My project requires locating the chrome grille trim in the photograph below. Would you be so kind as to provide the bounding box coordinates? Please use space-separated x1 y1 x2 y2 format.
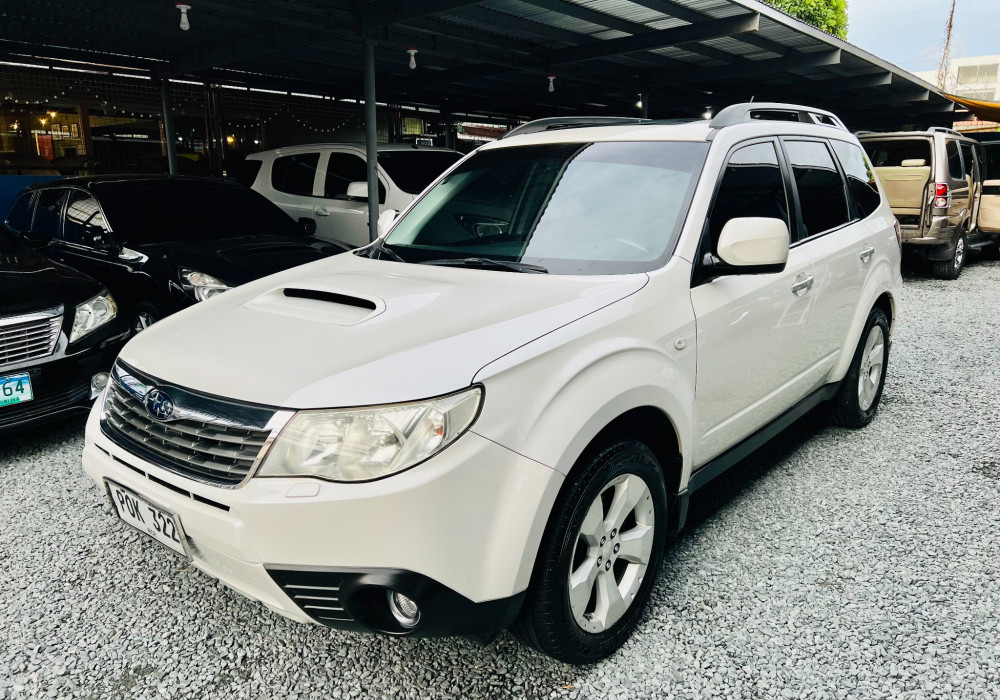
100 361 291 488
0 307 62 367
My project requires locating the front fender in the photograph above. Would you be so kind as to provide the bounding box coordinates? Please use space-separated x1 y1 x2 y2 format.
472 271 696 488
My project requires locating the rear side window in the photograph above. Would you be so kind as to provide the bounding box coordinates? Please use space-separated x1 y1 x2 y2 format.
236 159 263 188
862 139 932 168
271 153 319 196
5 192 34 233
946 140 963 179
32 189 66 238
708 141 789 252
785 140 850 237
831 141 882 219
959 142 976 179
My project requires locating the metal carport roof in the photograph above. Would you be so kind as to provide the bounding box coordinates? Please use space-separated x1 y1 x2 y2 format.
1 0 958 129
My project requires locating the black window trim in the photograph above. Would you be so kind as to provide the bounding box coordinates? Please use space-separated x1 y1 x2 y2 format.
691 135 794 287
778 136 855 247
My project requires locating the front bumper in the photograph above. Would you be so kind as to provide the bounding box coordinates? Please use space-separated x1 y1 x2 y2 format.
0 332 126 433
82 401 562 638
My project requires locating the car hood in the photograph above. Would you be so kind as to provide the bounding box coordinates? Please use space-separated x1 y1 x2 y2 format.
0 233 103 316
118 253 647 408
134 235 344 286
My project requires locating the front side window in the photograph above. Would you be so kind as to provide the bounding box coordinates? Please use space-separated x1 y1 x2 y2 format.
831 140 882 220
31 189 66 239
946 140 964 179
785 140 850 237
64 191 109 244
325 153 385 203
271 153 319 196
383 141 708 275
707 141 789 252
5 192 34 233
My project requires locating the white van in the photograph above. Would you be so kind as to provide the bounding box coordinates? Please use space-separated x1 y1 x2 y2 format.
238 143 462 248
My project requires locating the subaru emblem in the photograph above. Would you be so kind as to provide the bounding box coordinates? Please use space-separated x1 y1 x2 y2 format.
144 388 175 421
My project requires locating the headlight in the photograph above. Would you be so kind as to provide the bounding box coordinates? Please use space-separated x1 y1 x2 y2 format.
258 387 483 482
70 291 118 343
179 268 230 301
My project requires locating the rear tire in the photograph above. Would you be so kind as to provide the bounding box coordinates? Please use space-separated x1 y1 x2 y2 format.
932 231 966 280
511 440 668 664
830 307 890 428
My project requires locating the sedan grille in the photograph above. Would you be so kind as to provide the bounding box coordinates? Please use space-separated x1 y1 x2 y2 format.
101 363 278 487
0 309 61 367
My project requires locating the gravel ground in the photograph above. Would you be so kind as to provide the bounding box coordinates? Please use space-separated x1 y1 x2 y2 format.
2 256 1000 700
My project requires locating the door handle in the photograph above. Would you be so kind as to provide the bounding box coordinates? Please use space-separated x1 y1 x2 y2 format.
791 276 814 296
859 247 875 263
313 207 330 216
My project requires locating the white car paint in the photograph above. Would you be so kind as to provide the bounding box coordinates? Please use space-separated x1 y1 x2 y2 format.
83 112 902 631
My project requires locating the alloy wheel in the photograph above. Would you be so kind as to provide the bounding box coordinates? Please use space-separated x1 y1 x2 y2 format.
954 237 965 270
568 473 655 633
857 325 885 411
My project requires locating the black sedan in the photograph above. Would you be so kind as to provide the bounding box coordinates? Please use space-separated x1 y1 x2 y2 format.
0 230 128 433
4 176 350 334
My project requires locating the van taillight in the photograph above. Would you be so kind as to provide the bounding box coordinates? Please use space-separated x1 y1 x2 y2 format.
934 183 949 208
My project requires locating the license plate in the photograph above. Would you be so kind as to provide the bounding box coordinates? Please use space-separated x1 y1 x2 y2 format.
0 372 33 408
105 480 189 558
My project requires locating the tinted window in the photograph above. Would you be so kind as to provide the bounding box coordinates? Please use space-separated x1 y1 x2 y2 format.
785 140 850 237
5 192 34 233
325 153 385 203
98 184 297 245
862 139 932 167
31 189 65 238
236 159 263 188
946 140 963 179
378 151 463 194
271 153 319 196
959 142 976 179
384 141 708 275
983 144 1000 181
831 140 882 219
64 190 109 245
708 141 789 251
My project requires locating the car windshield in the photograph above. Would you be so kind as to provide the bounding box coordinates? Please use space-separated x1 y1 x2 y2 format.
377 150 464 194
98 183 298 245
382 141 708 275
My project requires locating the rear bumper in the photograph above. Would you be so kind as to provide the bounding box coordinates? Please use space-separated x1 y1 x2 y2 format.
901 215 957 259
0 331 126 433
82 400 562 638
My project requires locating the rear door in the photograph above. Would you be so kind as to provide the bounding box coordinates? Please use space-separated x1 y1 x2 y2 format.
979 143 1000 234
265 151 322 227
959 141 982 235
945 139 971 227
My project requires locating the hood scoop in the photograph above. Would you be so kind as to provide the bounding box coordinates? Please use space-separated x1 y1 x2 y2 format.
244 285 384 326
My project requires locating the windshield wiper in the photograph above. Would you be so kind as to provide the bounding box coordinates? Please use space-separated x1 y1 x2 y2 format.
356 241 405 262
419 257 548 274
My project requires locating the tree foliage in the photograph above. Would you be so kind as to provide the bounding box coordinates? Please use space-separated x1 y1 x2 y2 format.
765 0 848 39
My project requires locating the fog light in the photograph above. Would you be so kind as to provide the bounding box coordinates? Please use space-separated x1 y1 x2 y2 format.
387 590 420 629
90 372 110 400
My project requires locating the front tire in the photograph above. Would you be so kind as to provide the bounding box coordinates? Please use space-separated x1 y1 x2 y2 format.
511 440 668 664
932 231 966 280
830 307 890 428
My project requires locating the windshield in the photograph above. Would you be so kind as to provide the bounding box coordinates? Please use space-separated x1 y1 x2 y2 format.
383 141 708 275
98 183 298 245
378 150 464 194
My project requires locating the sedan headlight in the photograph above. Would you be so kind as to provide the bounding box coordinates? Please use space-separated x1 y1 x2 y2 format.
70 291 118 343
179 268 230 301
258 387 483 482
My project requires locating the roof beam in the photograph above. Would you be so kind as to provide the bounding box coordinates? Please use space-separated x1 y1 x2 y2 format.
663 48 841 86
365 0 482 30
712 72 892 103
627 0 788 57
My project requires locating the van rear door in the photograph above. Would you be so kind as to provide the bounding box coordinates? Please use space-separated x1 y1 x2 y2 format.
863 137 932 236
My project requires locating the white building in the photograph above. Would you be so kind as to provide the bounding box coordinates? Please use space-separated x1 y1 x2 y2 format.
915 54 1000 101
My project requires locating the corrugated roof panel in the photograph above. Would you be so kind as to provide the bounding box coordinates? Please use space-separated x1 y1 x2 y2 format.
701 36 780 60
564 0 668 25
680 0 747 18
590 29 631 41
648 46 723 66
646 17 695 31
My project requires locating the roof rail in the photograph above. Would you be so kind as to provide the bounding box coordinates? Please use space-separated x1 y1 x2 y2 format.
709 102 847 131
502 116 649 139
928 126 962 136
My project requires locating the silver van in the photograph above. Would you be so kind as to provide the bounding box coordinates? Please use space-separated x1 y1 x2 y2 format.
859 128 999 279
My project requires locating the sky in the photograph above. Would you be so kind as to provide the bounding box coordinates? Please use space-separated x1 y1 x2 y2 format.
847 0 999 74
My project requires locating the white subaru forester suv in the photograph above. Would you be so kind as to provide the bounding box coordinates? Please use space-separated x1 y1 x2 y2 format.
83 103 902 664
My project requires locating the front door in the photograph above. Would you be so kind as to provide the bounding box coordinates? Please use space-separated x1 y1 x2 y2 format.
690 139 822 466
312 150 387 247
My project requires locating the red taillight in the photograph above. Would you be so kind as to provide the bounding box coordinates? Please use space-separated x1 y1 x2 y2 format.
935 183 949 197
934 183 950 209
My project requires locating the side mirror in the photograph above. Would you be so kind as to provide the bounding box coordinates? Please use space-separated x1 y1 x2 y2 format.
21 230 51 248
376 209 398 237
346 181 368 201
698 217 788 284
84 224 117 253
298 217 317 236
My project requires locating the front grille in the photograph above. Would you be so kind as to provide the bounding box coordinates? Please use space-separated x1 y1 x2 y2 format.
101 365 276 487
0 379 89 429
268 569 350 625
0 310 61 367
